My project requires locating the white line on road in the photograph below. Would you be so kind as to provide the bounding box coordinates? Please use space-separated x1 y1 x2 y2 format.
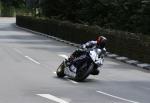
37 94 69 103
68 79 78 84
14 49 41 65
97 91 139 103
140 86 150 91
25 56 40 64
58 54 68 59
14 48 23 55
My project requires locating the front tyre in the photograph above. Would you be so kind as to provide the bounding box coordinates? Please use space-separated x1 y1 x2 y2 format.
56 62 65 78
75 62 94 82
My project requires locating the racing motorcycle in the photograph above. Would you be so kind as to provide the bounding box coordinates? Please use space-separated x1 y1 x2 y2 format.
56 47 105 82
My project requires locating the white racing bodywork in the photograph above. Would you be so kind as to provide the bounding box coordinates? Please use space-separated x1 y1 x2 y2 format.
63 48 104 78
89 48 104 66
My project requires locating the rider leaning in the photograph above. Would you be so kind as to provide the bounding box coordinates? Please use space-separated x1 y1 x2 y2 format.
82 36 107 51
65 36 107 77
71 36 107 60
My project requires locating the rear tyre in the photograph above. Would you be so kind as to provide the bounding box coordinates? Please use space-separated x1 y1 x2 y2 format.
56 62 65 78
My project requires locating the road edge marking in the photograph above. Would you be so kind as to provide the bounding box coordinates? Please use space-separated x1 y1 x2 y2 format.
97 91 139 103
37 94 69 103
25 56 40 64
14 48 24 55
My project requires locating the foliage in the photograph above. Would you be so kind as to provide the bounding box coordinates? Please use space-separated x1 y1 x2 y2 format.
40 0 81 22
1 0 25 8
40 0 150 35
0 0 25 16
16 15 150 63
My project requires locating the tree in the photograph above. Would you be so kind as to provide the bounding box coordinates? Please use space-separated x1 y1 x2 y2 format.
0 0 25 16
1 0 25 8
38 0 150 35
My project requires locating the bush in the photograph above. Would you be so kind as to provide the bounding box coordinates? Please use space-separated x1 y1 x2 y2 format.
1 6 15 17
16 15 150 63
40 0 150 36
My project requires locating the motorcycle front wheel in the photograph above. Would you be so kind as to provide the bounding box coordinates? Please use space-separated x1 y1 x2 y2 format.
56 62 65 78
75 62 94 82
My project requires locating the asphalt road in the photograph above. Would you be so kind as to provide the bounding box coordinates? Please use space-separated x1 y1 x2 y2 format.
0 17 150 103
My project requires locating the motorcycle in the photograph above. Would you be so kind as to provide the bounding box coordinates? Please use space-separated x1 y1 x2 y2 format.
56 48 105 82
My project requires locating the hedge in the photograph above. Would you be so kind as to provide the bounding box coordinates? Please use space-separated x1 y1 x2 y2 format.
16 15 150 63
0 6 15 17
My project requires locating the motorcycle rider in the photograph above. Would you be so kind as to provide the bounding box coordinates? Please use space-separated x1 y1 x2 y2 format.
64 36 107 77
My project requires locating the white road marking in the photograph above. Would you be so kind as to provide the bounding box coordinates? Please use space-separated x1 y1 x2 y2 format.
105 61 120 65
14 49 41 65
25 56 40 64
14 48 23 55
58 54 68 59
140 86 150 91
97 91 139 103
37 94 69 103
68 79 78 84
126 60 138 64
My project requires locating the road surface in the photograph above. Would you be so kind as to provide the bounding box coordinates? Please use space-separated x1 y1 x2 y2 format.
0 17 150 103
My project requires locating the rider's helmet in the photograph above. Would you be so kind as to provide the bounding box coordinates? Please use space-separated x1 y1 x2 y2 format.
96 36 107 49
